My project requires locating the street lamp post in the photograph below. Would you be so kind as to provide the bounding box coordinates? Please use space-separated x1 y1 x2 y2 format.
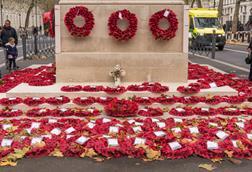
19 13 21 28
0 0 3 26
34 0 38 55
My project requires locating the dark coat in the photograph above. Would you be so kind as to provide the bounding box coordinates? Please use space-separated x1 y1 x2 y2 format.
0 26 18 46
249 41 252 50
5 43 18 59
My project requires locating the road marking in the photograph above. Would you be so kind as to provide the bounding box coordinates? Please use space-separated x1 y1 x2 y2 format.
224 48 248 54
189 53 250 73
0 56 23 68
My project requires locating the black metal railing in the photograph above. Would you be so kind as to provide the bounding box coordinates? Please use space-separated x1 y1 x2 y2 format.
19 28 55 60
189 31 217 59
226 31 251 43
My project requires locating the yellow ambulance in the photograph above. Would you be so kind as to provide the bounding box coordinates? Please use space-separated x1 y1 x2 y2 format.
189 8 226 50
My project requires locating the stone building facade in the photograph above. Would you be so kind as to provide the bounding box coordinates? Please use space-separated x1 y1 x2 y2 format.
207 0 252 25
0 0 44 29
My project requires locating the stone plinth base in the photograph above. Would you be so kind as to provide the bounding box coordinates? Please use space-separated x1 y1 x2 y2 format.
7 81 237 99
56 52 188 83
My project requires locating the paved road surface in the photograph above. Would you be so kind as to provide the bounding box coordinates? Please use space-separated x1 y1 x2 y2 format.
189 43 250 79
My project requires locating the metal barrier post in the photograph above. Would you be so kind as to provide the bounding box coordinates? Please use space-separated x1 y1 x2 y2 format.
33 27 38 55
19 28 28 60
248 32 251 43
211 30 216 59
241 32 245 42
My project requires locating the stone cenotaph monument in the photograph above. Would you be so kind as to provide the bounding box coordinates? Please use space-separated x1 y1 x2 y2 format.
55 0 189 84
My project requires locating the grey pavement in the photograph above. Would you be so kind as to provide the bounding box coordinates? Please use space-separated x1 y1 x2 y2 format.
0 36 54 65
1 157 252 172
0 55 54 76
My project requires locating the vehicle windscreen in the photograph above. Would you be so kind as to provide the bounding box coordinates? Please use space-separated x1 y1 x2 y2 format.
194 17 221 29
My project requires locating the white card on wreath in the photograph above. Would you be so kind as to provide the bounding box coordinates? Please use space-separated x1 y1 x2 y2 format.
189 127 199 134
33 97 40 100
87 122 96 129
134 138 146 145
151 118 159 122
174 118 183 123
235 122 245 129
237 117 246 122
100 97 107 100
48 119 57 123
209 82 217 88
76 136 89 145
2 124 13 130
56 97 63 100
87 108 94 113
107 138 119 147
26 127 34 134
154 131 166 137
102 118 111 123
50 128 61 135
60 108 68 112
118 12 123 20
168 141 182 151
163 10 170 17
231 140 238 148
133 126 142 133
175 108 185 112
31 137 43 145
128 119 135 124
20 136 26 140
247 134 252 140
157 122 166 128
1 139 13 147
171 127 182 133
31 122 41 129
201 107 209 112
216 131 229 140
135 122 143 126
65 127 76 134
39 109 47 113
207 141 219 150
66 135 74 139
109 126 119 133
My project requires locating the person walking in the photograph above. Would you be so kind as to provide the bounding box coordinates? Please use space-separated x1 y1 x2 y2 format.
248 40 252 81
0 20 18 68
5 37 18 72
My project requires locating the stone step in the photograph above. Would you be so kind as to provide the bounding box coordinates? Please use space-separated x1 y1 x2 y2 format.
5 102 251 112
7 82 237 99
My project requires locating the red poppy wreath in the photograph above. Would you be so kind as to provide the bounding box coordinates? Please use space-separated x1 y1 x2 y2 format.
108 9 138 41
64 6 95 37
149 9 178 40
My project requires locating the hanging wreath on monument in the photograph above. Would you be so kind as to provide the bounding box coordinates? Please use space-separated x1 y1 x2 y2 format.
108 9 138 41
64 6 95 37
149 9 178 40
